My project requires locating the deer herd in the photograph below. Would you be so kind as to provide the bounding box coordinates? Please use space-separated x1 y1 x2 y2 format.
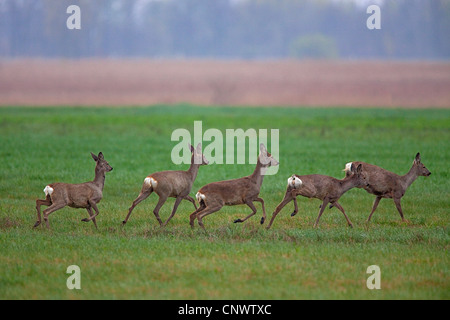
34 144 431 231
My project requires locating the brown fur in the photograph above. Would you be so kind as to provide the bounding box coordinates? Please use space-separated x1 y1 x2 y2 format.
190 144 279 230
266 163 367 229
34 152 113 229
345 153 431 222
122 144 208 227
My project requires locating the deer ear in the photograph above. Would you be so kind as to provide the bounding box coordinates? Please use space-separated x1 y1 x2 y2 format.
189 144 194 153
414 153 421 163
196 143 202 153
98 152 104 160
356 164 362 174
260 143 267 155
91 152 99 161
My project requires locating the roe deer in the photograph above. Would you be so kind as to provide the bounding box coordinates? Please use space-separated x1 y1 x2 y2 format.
265 163 367 229
343 153 431 222
190 144 279 230
34 152 113 229
122 144 209 227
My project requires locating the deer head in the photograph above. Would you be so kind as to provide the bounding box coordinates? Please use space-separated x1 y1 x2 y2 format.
349 163 369 188
413 153 431 177
259 143 279 168
91 152 113 172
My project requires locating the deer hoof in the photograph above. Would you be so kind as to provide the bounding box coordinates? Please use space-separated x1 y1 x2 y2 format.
234 219 243 223
33 221 41 228
122 220 127 225
260 217 265 224
290 212 296 217
81 218 89 222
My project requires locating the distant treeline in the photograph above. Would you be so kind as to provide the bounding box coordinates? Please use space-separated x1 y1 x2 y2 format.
0 0 449 59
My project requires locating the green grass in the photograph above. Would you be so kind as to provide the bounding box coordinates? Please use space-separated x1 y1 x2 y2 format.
0 105 449 299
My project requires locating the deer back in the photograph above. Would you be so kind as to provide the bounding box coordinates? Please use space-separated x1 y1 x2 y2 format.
348 161 401 196
198 177 257 206
148 170 196 196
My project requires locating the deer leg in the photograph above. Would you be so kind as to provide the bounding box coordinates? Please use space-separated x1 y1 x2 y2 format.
234 199 258 223
34 196 52 228
152 195 168 226
82 201 99 222
255 197 266 224
265 191 295 229
184 195 198 210
86 207 98 229
189 202 206 228
332 201 353 228
196 204 223 231
393 197 406 221
162 196 183 227
123 189 152 225
42 202 67 229
367 196 382 222
290 196 299 217
313 198 329 228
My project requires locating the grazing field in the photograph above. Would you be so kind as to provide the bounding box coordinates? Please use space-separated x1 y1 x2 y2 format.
0 105 449 300
1 59 449 108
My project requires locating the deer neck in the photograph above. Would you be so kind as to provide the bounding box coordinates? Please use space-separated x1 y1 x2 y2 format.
339 176 357 195
249 159 267 188
93 167 106 190
401 164 418 190
187 155 200 181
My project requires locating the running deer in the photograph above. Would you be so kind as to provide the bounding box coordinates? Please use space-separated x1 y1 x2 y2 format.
122 144 209 227
34 152 113 229
342 153 431 222
190 144 279 231
265 163 367 229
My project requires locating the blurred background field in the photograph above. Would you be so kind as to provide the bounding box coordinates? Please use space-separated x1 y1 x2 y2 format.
1 0 449 108
1 59 449 108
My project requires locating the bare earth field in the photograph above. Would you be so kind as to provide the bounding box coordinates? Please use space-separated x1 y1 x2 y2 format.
0 59 449 108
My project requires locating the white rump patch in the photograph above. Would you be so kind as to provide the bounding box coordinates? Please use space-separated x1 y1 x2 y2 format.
196 192 206 203
43 185 54 197
144 177 158 188
343 162 353 172
287 175 302 189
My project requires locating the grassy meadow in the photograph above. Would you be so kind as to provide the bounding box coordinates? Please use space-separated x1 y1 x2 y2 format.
0 105 449 299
